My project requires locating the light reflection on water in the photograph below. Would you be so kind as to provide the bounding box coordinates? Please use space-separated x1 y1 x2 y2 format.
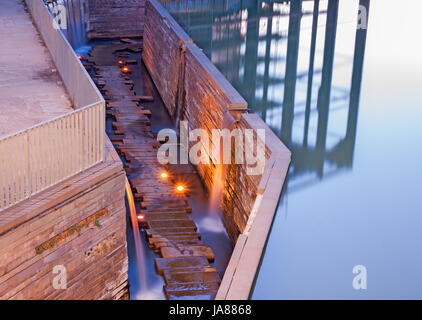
162 0 422 299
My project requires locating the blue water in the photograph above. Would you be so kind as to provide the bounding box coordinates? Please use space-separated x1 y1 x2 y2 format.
162 0 422 299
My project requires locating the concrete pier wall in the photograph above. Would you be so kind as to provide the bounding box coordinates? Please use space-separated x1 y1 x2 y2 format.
142 0 291 299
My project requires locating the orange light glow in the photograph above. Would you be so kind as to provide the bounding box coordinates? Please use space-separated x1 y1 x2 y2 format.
77 55 82 60
118 60 124 65
160 172 168 179
176 185 184 192
122 66 130 73
137 214 145 220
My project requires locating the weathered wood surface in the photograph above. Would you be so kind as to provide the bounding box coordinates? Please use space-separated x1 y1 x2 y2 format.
142 0 192 118
87 40 220 299
0 140 129 300
181 45 251 226
141 0 291 300
87 0 145 39
142 0 261 243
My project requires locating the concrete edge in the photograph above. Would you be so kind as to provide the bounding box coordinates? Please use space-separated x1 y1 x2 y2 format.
216 115 291 300
147 0 193 43
215 234 248 300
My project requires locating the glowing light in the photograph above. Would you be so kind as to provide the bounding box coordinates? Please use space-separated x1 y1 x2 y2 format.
160 172 168 179
122 66 130 73
137 214 145 221
176 185 184 192
118 60 124 65
77 55 83 60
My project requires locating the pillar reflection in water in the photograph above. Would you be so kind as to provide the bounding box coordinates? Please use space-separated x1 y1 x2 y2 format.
162 0 370 193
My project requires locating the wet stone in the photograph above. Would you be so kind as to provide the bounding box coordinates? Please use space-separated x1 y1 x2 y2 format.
163 268 221 286
147 219 197 230
164 282 220 299
160 245 215 261
155 256 210 274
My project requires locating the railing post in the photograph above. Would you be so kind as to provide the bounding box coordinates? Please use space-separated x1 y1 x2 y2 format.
101 102 105 162
0 140 4 209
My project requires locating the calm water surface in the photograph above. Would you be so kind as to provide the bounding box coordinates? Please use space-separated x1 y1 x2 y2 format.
162 0 422 299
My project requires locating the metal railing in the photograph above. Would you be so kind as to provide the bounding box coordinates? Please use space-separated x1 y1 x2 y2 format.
0 102 104 211
0 0 106 211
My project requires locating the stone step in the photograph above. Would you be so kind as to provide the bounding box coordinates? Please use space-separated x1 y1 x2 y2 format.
163 268 221 286
160 245 215 261
146 206 191 213
144 213 190 221
164 282 220 299
146 199 188 206
146 230 199 238
146 204 190 210
149 234 201 243
150 240 205 251
150 232 201 239
155 256 210 275
148 220 197 230
165 289 218 300
144 209 189 215
149 227 197 234
165 281 220 292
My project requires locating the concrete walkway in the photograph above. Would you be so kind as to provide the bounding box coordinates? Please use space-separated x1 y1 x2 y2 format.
0 0 73 138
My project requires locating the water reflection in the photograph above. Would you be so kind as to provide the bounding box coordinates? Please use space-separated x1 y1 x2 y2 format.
162 0 367 192
161 0 388 298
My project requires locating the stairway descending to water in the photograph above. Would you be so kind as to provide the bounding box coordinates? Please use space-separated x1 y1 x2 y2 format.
84 40 221 299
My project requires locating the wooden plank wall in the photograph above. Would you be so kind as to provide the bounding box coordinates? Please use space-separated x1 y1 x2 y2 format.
142 0 272 243
222 116 272 242
0 141 129 300
143 1 292 298
182 45 260 242
142 0 192 118
87 0 145 39
217 113 291 299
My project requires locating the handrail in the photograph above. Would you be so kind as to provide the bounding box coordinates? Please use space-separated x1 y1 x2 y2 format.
0 102 104 211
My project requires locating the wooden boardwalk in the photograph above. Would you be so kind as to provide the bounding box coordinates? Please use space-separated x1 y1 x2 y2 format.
86 41 221 299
